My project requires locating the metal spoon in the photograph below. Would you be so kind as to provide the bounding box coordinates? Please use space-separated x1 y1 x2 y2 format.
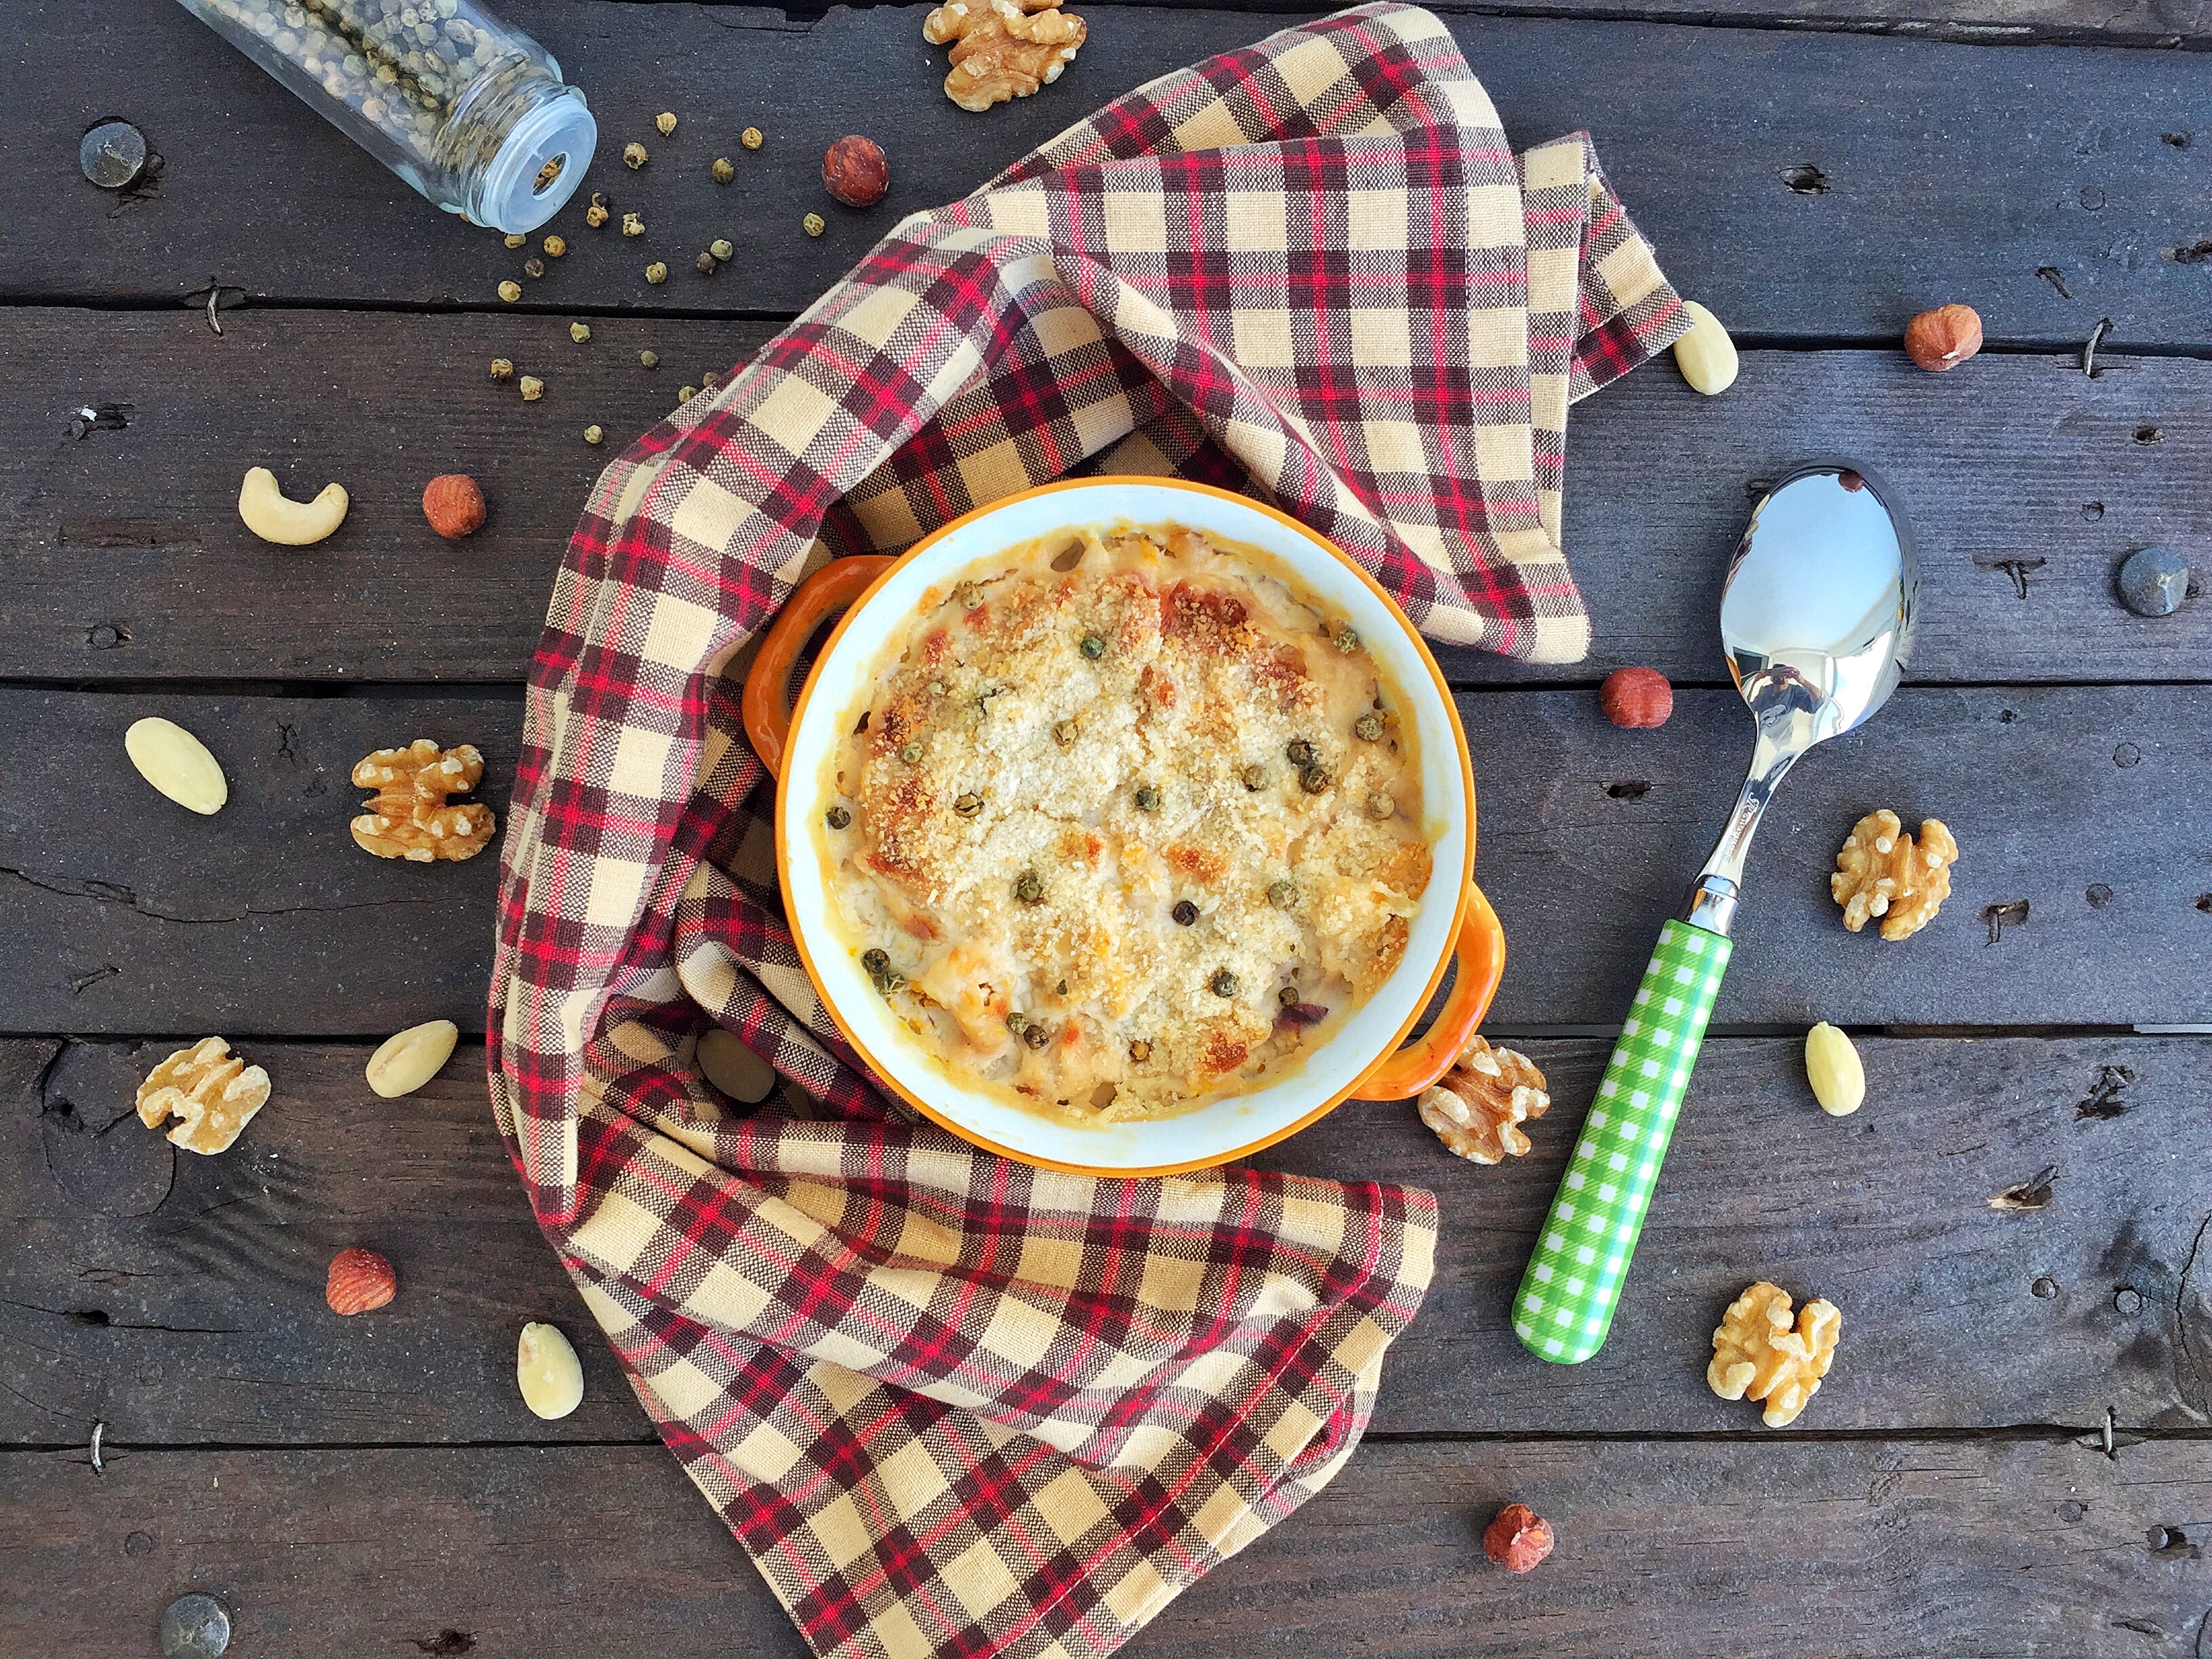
1513 463 1918 1364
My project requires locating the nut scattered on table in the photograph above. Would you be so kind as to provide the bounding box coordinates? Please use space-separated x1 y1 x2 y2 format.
422 473 487 539
1483 1503 1555 1573
1599 665 1672 729
823 135 889 207
325 1247 398 1315
741 126 765 150
125 716 228 815
1708 1281 1841 1427
490 357 514 380
623 140 648 169
1831 808 1957 939
350 739 497 863
1417 1036 1550 1164
520 375 544 402
518 1320 585 1418
1904 303 1982 371
655 110 678 136
924 0 1088 112
365 1019 459 1098
498 279 522 303
237 465 349 545
1803 1021 1864 1116
699 1026 778 1104
1671 300 1737 395
136 1036 270 1156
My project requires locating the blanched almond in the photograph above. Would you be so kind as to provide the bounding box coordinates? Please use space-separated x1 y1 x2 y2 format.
1671 301 1739 396
517 1321 584 1419
698 1027 776 1103
365 1019 459 1099
1805 1022 1865 1116
125 717 228 815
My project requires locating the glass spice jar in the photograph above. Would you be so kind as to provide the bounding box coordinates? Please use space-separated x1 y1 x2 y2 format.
175 0 596 233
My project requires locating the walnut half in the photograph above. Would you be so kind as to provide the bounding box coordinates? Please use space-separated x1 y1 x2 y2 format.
350 739 497 863
923 0 1087 112
1830 808 1957 940
1417 1036 1550 1164
1708 1281 1841 1427
136 1036 270 1155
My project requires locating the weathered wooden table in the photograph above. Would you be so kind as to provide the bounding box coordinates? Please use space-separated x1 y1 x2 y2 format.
6 0 2212 1652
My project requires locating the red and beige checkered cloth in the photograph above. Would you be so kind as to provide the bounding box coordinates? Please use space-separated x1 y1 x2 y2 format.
488 7 1683 1656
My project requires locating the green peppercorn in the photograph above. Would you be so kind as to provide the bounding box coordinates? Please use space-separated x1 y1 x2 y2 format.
1014 870 1044 905
1353 712 1384 742
1267 879 1297 909
1057 979 1069 996
1171 899 1198 926
1278 985 1299 1006
826 804 851 830
1023 1021 1050 1050
899 741 922 764
712 156 735 184
955 581 982 609
1134 784 1161 812
1334 628 1359 653
1052 718 1078 747
862 948 888 974
1286 739 1316 766
1079 633 1105 659
1129 1039 1151 1062
710 238 735 262
1366 790 1395 820
954 792 983 817
1210 969 1239 998
640 349 659 369
1300 763 1333 794
1241 763 1267 790
873 966 905 996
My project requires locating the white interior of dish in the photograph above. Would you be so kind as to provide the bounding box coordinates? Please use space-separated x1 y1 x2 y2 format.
780 481 1471 1171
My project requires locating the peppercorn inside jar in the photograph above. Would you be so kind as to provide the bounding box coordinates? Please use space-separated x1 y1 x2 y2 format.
174 0 597 233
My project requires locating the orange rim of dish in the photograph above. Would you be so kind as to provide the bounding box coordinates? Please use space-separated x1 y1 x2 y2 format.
771 476 1480 1178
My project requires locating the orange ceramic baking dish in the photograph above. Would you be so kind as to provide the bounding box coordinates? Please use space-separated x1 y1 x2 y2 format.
743 478 1502 1176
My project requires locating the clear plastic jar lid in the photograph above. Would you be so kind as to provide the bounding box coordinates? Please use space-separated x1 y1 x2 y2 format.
472 92 596 234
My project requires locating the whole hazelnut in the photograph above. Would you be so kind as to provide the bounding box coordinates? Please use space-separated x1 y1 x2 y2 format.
422 473 487 539
1483 1502 1554 1574
1904 303 1983 371
325 1247 397 1315
1599 665 1673 729
823 135 889 208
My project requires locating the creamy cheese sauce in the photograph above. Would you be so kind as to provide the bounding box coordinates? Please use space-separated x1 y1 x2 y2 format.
813 521 1434 1125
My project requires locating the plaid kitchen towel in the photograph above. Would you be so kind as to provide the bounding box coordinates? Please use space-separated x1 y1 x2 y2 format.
488 7 1685 1657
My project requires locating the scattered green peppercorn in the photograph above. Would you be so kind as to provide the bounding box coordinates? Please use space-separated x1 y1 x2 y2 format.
1286 738 1315 766
1006 1011 1029 1037
1134 784 1161 812
1210 969 1240 998
954 792 983 817
899 741 922 764
1300 764 1332 794
712 157 735 184
803 212 826 237
1278 985 1299 1006
1334 628 1359 653
741 126 765 150
1023 1021 1049 1050
862 948 888 973
677 384 698 403
646 261 669 284
874 965 905 996
696 251 720 276
640 349 659 369
1129 1039 1151 1062
1014 870 1044 905
1353 712 1383 741
1366 791 1395 820
523 256 546 279
1079 633 1105 659
1171 899 1198 926
497 279 522 303
623 211 646 237
1267 879 1297 909
1241 763 1267 790
710 238 735 262
504 232 528 249
1052 718 1078 747
623 141 649 169
570 321 592 344
826 804 851 830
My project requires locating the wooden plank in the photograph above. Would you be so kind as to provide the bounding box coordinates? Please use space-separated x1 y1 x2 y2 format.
3 1437 2204 1656
0 689 516 1037
5 684 2207 1035
8 3 2212 345
7 1033 2207 1443
9 309 2212 687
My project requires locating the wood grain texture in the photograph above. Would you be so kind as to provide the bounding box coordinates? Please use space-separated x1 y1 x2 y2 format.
7 1034 2208 1443
7 3 2212 344
7 310 2212 687
3 1437 2205 1657
6 684 2208 1034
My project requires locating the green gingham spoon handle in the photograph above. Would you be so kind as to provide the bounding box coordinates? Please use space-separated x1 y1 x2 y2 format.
1513 918 1733 1365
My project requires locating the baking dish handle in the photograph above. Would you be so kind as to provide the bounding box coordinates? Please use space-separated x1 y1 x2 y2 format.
741 555 895 780
1354 880 1506 1101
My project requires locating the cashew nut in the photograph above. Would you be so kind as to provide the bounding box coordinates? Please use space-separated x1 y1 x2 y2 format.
237 466 349 545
